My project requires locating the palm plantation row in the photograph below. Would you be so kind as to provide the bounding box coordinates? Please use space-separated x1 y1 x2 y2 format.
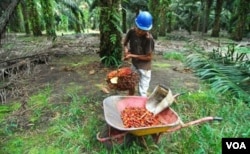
1 0 249 64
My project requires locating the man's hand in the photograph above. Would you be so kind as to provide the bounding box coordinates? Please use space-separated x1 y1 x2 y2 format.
123 51 131 60
124 52 152 61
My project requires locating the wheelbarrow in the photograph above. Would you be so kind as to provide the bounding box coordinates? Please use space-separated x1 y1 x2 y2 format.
96 86 222 149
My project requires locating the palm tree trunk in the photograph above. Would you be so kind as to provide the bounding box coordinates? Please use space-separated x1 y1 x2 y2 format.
202 0 213 36
26 0 42 36
72 9 81 33
122 8 127 33
231 0 249 41
8 4 24 32
0 0 21 36
166 12 172 33
148 0 160 39
211 0 223 37
159 0 171 36
159 14 167 36
40 0 56 37
99 0 122 67
20 0 31 35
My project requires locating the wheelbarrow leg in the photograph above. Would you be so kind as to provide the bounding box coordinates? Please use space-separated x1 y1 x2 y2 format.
137 133 162 149
151 133 162 144
139 136 149 150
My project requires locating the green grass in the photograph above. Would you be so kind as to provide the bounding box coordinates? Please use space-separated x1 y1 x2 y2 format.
163 51 185 61
0 86 104 153
1 85 250 153
152 62 171 68
53 55 99 68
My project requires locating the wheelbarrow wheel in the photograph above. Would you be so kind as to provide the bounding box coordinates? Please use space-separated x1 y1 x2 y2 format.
98 124 136 150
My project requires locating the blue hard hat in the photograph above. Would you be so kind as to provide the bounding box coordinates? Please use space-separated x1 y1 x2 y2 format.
135 11 153 31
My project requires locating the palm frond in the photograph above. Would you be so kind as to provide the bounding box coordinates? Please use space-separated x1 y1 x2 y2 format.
186 53 250 102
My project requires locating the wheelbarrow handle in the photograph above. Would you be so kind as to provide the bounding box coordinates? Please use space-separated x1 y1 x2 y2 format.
166 116 223 133
213 117 223 121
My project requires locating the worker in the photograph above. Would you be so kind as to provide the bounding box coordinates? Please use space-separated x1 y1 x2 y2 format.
123 11 155 97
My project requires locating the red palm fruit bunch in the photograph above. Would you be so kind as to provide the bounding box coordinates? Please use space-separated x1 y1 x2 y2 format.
106 67 139 93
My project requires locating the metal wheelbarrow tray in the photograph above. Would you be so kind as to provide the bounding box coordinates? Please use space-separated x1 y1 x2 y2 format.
101 95 222 137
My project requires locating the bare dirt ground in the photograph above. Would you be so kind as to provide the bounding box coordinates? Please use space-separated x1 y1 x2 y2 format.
1 31 218 105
